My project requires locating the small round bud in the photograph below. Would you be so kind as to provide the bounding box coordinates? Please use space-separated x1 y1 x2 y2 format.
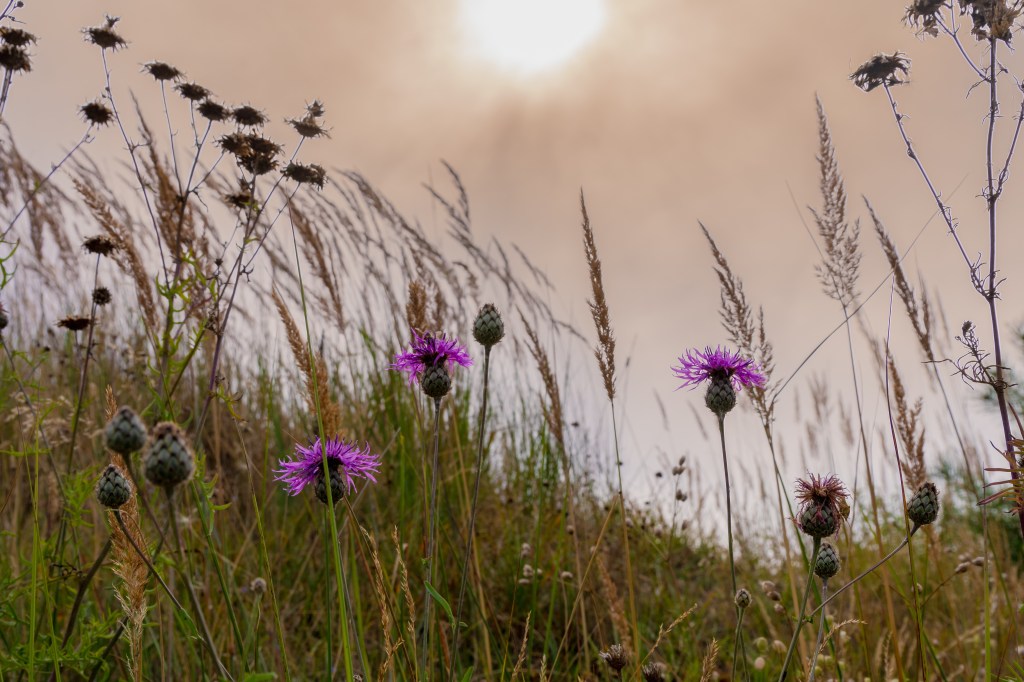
105 406 147 455
734 587 751 609
143 422 195 489
472 303 505 347
96 464 132 508
815 542 841 580
599 644 629 673
907 481 940 527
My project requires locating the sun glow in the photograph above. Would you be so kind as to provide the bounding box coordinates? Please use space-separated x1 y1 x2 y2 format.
460 0 607 73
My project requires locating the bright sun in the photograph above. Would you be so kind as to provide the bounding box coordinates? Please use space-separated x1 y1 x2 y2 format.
460 0 607 73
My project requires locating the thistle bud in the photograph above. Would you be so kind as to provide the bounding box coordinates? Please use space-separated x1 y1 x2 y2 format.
314 461 344 505
420 364 451 399
907 481 939 528
143 422 195 489
734 587 751 609
473 303 504 347
814 542 841 580
96 464 132 508
704 373 736 417
105 406 147 455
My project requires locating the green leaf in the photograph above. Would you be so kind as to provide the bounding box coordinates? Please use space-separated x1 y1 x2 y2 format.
424 580 454 624
243 673 278 682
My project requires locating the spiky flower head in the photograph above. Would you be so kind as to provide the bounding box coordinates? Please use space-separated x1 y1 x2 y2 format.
642 662 666 682
79 100 114 126
599 644 629 673
851 52 911 92
392 331 473 396
795 473 849 539
473 303 505 347
672 345 765 417
734 587 752 609
904 0 945 35
283 162 327 189
275 436 380 500
92 287 112 306
83 235 118 256
0 45 30 72
175 81 210 102
143 422 195 489
232 105 267 127
197 99 230 122
1 27 36 47
105 406 147 455
96 464 132 508
83 16 127 51
815 542 841 580
142 61 181 82
907 481 939 528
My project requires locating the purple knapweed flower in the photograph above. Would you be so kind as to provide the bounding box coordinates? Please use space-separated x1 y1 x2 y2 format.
391 331 473 386
671 346 766 391
275 436 380 497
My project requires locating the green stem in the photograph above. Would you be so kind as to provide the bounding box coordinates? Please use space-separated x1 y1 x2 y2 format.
779 537 821 682
810 531 914 618
450 345 492 681
421 396 443 676
808 580 829 682
731 606 746 681
717 414 737 595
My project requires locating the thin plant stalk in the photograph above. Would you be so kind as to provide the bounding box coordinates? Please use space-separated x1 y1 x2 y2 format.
778 537 821 682
808 580 829 682
731 606 746 682
113 511 185 614
810 530 916 617
610 404 640 663
450 344 493 681
717 415 737 595
421 396 442 676
166 489 232 680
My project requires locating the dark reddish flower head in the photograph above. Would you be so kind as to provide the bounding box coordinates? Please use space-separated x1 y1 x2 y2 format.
795 473 850 538
391 331 472 385
275 436 380 496
672 346 766 391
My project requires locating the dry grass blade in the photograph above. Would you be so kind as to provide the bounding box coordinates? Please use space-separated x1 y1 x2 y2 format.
392 526 417 654
579 192 615 402
107 465 147 682
510 611 532 680
519 311 565 453
699 638 719 682
812 96 861 309
406 280 428 335
597 555 631 653
642 604 696 663
887 354 927 491
291 205 345 329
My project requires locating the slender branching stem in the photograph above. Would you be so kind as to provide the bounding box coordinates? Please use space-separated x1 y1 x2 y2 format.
810 530 916 617
166 488 232 680
64 254 102 472
808 580 829 682
113 510 185 613
421 395 443 675
779 537 820 682
450 344 492 681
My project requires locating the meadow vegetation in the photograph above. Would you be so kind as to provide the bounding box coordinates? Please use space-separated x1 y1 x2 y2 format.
0 2 1023 680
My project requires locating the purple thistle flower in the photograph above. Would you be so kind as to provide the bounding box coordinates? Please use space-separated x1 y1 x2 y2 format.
275 436 380 496
391 331 473 386
671 345 766 391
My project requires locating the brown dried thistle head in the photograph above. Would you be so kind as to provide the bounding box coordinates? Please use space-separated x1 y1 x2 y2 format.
175 81 210 102
0 27 36 47
851 52 911 92
83 235 119 256
142 61 181 82
79 100 114 126
83 16 127 51
283 162 327 189
57 315 91 332
904 0 946 35
232 104 268 127
960 0 1023 42
197 99 230 122
0 44 30 72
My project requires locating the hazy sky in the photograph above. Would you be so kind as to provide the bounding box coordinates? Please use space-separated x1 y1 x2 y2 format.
10 1 1024 512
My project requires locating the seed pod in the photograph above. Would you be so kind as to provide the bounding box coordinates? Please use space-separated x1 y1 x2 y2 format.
734 587 752 609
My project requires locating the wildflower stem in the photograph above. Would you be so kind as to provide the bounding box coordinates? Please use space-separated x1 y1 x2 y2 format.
731 606 746 682
808 580 829 682
809 532 914 617
778 537 820 682
717 414 737 596
165 489 233 681
421 395 443 675
450 344 492 681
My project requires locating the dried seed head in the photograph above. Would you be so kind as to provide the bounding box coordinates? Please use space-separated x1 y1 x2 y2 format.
0 301 8 332
961 0 1022 42
287 115 329 139
0 44 30 72
851 52 911 92
142 61 181 82
642 662 666 682
223 182 254 210
197 99 230 122
305 99 325 118
283 162 327 189
218 132 249 156
57 315 91 332
815 542 841 580
473 303 505 347
83 235 119 256
0 27 36 47
175 81 210 101
96 464 132 509
907 481 940 527
904 0 945 35
734 587 752 609
83 16 127 51
675 489 687 502
599 644 629 673
232 104 267 127
92 287 112 307
79 100 114 126
249 577 267 594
